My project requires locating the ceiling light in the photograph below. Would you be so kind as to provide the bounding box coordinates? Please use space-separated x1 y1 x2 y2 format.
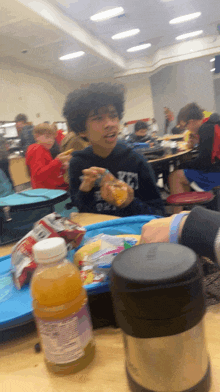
90 7 124 22
112 29 140 40
169 12 201 25
210 58 215 62
59 51 85 61
211 68 216 72
127 43 151 52
176 30 203 40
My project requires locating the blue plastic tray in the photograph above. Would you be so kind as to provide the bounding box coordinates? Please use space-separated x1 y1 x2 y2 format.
0 215 159 330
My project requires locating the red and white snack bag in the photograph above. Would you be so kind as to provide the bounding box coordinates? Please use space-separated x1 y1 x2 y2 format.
11 213 86 289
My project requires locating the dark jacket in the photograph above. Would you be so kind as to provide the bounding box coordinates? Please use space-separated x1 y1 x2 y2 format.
69 142 164 217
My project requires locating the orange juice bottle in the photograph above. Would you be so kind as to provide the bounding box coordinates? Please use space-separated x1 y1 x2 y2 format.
31 237 95 375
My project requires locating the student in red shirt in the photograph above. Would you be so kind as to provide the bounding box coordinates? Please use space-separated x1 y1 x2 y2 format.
26 123 70 190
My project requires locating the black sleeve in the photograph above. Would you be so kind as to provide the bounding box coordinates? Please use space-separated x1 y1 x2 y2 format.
180 206 220 265
183 125 214 170
128 157 165 216
69 156 97 212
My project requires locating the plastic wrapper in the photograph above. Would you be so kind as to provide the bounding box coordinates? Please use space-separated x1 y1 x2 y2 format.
11 213 86 290
76 234 138 285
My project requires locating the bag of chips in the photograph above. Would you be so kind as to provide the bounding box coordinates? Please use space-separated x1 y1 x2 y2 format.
11 213 86 289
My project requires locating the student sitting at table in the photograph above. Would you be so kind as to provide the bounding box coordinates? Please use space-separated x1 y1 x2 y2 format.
168 103 220 213
171 110 187 135
127 121 154 144
63 82 164 217
26 123 70 190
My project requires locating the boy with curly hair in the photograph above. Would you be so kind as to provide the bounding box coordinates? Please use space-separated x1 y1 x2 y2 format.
63 83 164 216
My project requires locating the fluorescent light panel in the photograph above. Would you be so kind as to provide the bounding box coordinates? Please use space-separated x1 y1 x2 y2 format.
170 12 201 24
127 43 151 52
59 51 85 60
176 30 203 40
90 7 124 21
112 29 140 40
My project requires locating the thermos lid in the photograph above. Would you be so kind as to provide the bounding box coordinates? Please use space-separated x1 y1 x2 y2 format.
111 243 205 338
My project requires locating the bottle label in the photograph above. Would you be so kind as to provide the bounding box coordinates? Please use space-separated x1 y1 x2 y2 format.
36 303 93 364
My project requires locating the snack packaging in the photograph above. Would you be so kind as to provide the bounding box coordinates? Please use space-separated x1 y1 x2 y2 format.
75 234 139 286
96 170 128 207
11 213 86 289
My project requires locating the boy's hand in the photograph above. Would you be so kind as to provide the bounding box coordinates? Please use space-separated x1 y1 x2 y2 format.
57 152 71 164
101 180 134 208
79 167 106 192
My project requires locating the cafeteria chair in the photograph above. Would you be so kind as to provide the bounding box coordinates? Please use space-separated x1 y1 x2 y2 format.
166 191 215 209
166 186 220 211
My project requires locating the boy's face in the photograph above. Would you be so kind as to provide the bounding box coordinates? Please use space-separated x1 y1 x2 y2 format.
179 120 187 130
135 128 147 137
16 121 25 133
35 133 55 150
187 119 203 134
85 105 119 157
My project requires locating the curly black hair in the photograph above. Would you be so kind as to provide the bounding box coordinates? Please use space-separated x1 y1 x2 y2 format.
63 82 125 134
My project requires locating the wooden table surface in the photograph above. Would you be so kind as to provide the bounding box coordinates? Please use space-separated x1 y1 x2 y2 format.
149 148 192 164
1 213 220 390
158 134 184 142
0 307 220 391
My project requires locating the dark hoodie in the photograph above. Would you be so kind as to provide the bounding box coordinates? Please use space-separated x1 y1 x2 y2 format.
69 142 164 217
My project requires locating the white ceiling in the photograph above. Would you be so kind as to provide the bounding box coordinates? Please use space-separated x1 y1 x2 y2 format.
1 0 220 81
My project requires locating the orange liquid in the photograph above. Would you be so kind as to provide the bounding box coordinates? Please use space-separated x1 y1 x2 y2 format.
111 183 128 206
31 260 95 375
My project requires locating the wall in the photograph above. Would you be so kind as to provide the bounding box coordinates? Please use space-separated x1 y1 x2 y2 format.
150 57 216 134
0 60 79 124
120 74 154 123
214 77 220 115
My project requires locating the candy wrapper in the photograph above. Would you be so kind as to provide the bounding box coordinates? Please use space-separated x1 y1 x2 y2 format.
75 234 138 286
11 213 86 290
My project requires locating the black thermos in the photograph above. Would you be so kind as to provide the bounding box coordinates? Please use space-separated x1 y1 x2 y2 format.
111 243 211 392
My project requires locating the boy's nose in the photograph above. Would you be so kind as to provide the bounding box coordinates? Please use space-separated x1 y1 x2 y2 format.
105 116 117 127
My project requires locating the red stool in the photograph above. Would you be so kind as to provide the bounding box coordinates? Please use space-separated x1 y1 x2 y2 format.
166 191 214 208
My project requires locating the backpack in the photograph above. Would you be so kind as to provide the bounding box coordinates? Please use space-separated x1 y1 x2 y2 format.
0 169 14 197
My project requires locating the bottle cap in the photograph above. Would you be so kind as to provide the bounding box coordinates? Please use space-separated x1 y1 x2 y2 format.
33 237 67 264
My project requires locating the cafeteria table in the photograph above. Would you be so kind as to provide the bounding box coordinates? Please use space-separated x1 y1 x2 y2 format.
158 134 184 142
1 213 220 391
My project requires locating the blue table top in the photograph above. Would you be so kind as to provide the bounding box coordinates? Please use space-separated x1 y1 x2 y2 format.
0 214 159 330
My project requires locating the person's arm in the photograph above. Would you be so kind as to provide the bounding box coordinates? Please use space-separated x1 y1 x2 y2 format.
180 206 220 264
140 206 220 266
27 146 63 183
